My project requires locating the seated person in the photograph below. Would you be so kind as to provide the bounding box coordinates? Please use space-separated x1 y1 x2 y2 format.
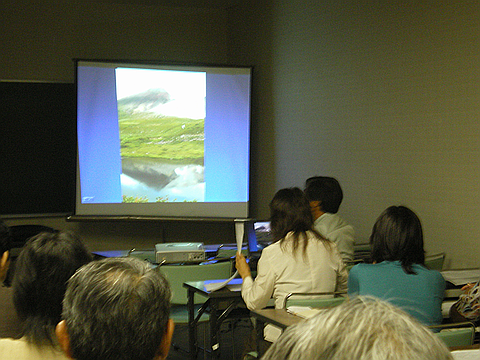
261 296 452 360
348 206 445 326
304 176 355 264
56 257 174 360
236 187 347 344
0 220 22 339
0 231 92 359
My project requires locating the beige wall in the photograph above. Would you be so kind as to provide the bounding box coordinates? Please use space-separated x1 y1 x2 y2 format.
229 0 480 268
0 1 228 82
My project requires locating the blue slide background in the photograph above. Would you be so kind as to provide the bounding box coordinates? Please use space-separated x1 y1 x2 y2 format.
205 73 250 202
77 65 250 204
77 66 122 203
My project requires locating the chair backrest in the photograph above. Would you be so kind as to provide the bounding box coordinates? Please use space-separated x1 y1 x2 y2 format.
158 260 232 305
284 292 347 309
425 253 445 271
429 322 475 348
216 247 247 259
353 243 371 263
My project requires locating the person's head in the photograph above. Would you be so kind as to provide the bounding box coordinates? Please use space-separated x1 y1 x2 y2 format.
370 205 425 274
0 220 12 283
270 187 328 255
270 187 314 240
56 257 173 360
304 176 343 215
13 231 92 346
262 296 453 360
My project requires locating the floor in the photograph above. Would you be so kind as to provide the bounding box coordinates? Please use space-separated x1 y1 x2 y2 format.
167 319 254 360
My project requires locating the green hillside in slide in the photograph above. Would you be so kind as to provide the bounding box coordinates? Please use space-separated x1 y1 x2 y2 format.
119 110 204 162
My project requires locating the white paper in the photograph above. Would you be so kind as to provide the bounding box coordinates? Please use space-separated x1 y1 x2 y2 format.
205 220 246 292
451 349 480 360
226 282 242 291
287 306 325 319
235 220 245 251
204 271 239 292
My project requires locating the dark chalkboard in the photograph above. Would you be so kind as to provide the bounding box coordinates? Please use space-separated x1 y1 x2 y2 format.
0 81 76 216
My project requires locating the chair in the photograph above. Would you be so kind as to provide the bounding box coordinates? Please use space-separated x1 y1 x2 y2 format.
158 260 233 322
353 243 371 263
429 322 475 348
425 253 446 271
127 248 157 264
216 245 247 259
345 258 364 272
156 260 233 355
240 293 347 360
284 292 347 309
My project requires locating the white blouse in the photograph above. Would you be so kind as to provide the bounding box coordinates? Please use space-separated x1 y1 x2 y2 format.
241 231 348 341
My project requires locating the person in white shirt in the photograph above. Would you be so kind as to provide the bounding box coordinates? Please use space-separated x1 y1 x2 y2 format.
304 176 355 264
235 187 348 346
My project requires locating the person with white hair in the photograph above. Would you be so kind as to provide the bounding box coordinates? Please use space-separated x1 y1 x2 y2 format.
261 297 453 360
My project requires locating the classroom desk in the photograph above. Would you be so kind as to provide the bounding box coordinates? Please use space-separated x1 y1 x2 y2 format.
250 308 303 358
92 244 221 260
250 286 469 358
251 289 465 332
251 308 302 330
451 344 480 359
183 278 249 360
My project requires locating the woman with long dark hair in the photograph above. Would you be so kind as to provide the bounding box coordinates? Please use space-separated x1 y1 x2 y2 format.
348 205 445 326
236 187 348 343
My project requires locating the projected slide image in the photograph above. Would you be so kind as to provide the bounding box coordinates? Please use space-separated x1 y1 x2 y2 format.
116 68 206 203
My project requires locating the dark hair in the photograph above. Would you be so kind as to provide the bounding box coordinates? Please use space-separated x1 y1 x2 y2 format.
270 187 328 256
0 220 12 255
370 206 425 275
63 257 171 360
304 176 343 213
12 231 92 346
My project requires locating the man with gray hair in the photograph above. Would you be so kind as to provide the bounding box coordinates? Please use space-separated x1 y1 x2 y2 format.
261 296 453 360
56 257 174 360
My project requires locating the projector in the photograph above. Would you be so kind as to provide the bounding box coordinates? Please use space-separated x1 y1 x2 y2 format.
155 242 206 264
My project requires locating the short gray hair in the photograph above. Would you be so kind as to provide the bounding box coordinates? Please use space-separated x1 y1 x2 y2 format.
62 257 171 360
261 296 452 360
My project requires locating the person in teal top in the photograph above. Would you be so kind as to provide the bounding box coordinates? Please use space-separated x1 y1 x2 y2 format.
348 206 445 326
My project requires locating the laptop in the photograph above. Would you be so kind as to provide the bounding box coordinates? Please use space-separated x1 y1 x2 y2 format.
246 220 272 259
